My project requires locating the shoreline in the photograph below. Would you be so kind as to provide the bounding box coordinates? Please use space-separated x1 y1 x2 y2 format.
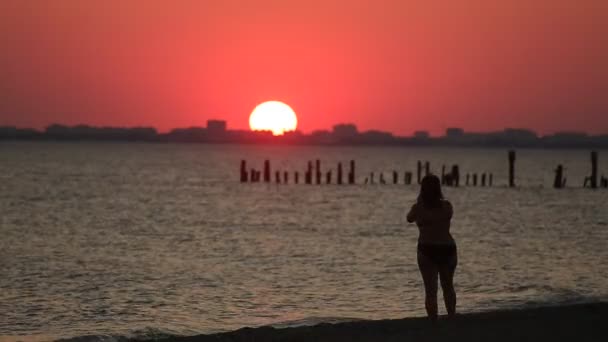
135 302 607 342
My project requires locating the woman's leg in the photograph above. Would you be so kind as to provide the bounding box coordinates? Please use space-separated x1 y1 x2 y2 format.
417 251 438 320
439 252 457 317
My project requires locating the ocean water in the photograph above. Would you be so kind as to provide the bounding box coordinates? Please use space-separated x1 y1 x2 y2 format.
1 142 607 342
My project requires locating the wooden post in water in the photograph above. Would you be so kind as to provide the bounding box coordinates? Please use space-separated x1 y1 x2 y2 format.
489 173 493 187
326 171 332 184
370 172 375 184
473 173 478 186
425 161 430 176
315 159 321 185
591 151 598 189
417 161 422 184
404 172 412 185
264 160 271 183
508 150 516 187
275 170 281 184
466 174 470 186
240 160 248 183
337 163 343 185
452 165 460 187
250 168 256 183
348 160 355 184
441 165 446 185
554 165 564 189
393 171 398 184
284 171 288 184
295 171 299 184
305 161 312 184
481 173 486 187
380 173 386 184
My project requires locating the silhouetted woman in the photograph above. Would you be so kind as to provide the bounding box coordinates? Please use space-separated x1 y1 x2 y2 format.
407 174 457 320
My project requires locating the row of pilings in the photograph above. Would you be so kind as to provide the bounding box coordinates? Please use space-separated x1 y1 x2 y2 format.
240 150 607 188
240 160 356 185
553 151 607 188
240 157 493 187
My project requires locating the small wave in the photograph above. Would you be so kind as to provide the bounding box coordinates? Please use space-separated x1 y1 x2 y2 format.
55 335 130 342
472 288 606 313
270 316 364 329
55 328 182 342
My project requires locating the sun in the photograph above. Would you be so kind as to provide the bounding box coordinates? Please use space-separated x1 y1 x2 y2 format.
249 101 298 136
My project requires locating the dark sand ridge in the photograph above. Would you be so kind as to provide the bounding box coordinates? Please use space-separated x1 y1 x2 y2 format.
134 302 607 342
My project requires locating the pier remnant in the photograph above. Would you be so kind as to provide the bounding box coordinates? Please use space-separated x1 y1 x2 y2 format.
417 161 422 184
404 172 412 185
473 173 478 186
305 161 312 184
295 172 299 184
508 150 516 187
264 160 271 183
315 159 321 185
348 160 355 184
240 160 248 183
393 171 398 184
425 161 430 176
481 173 486 187
326 171 332 184
451 165 460 187
554 165 565 189
337 163 343 185
591 151 598 189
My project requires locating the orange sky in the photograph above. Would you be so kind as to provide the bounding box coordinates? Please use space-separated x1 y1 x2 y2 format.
0 0 606 135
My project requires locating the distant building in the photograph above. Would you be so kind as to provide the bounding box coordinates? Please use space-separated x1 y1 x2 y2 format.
284 129 303 136
281 130 304 144
502 128 538 140
445 128 464 138
542 131 589 147
167 127 206 142
206 120 227 141
496 128 539 147
414 131 430 139
360 130 394 144
332 124 358 140
0 126 40 140
311 130 334 144
207 120 227 134
550 131 588 139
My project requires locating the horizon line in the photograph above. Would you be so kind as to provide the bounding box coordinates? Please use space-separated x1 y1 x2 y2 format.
2 122 607 138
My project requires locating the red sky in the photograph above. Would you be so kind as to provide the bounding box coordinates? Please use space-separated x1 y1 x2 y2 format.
0 0 606 136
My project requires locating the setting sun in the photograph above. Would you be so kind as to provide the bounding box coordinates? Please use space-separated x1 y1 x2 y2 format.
249 101 298 136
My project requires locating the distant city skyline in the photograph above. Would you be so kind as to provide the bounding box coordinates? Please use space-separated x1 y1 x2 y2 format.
3 119 607 149
1 1 607 135
2 116 608 137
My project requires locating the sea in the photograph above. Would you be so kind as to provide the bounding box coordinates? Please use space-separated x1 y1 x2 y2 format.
1 142 607 341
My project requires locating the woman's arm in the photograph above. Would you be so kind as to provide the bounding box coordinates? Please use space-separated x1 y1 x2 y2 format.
444 200 453 220
406 203 417 223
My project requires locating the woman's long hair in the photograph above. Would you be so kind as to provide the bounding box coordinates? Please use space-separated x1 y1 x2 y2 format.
418 174 444 208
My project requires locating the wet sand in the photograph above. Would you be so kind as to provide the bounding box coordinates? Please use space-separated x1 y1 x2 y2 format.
140 302 607 342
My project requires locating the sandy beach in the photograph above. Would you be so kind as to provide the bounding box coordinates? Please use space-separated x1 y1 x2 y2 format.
136 302 607 342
